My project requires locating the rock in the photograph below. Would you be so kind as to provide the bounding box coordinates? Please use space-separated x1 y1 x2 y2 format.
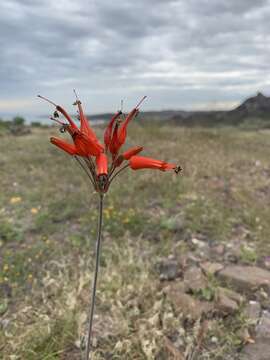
200 262 224 275
255 288 270 309
241 311 270 359
244 301 261 325
241 341 270 360
211 244 225 256
0 318 10 330
215 287 241 314
262 256 270 270
164 284 213 320
163 281 188 294
157 258 181 281
216 295 238 314
256 311 270 339
218 287 244 305
236 328 252 344
0 283 12 298
184 266 207 292
161 217 185 233
191 237 206 248
218 266 270 293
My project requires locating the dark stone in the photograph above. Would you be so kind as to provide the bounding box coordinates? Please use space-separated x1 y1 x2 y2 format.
157 258 181 281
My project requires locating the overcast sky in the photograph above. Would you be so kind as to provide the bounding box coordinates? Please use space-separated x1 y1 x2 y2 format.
0 0 269 117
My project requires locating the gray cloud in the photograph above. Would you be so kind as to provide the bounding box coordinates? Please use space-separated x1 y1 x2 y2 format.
0 0 269 116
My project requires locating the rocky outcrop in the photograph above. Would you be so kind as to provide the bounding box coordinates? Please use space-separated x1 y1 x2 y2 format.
218 265 270 293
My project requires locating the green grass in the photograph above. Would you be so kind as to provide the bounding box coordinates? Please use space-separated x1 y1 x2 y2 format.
1 125 270 358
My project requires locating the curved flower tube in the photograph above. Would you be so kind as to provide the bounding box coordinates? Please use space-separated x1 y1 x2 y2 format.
104 111 122 150
114 146 143 167
50 137 78 156
96 153 108 176
129 155 181 173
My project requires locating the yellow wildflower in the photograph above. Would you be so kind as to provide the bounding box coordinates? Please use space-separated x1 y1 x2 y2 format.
10 196 22 204
31 207 39 214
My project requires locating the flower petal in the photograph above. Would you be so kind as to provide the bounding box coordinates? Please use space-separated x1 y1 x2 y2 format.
56 105 78 130
50 137 77 155
114 146 143 167
96 153 108 176
104 111 122 149
129 155 180 172
73 132 103 157
76 101 102 145
123 146 143 160
116 108 139 150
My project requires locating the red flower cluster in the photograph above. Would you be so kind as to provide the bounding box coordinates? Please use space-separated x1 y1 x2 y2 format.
38 94 181 193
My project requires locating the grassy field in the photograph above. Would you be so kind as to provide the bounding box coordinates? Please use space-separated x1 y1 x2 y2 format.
1 123 270 359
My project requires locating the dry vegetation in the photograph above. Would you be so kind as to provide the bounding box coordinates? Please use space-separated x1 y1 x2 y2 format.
1 123 270 359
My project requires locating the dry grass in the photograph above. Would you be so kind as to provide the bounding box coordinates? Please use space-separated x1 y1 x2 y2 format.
0 124 270 359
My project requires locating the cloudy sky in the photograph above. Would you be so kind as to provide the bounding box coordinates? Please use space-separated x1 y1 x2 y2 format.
0 0 269 117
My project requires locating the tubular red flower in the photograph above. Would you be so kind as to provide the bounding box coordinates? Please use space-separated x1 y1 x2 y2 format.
75 100 104 152
114 146 144 167
123 146 143 160
109 123 120 155
116 108 139 149
50 137 78 155
73 132 103 157
104 111 122 150
42 93 181 195
129 155 181 172
56 105 78 130
108 96 146 155
96 153 108 176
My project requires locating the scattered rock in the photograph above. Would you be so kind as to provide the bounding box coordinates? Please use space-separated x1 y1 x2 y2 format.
241 311 270 359
184 266 208 292
215 287 241 314
218 266 270 293
164 284 213 320
0 283 12 298
241 341 270 360
236 327 253 344
244 301 261 325
200 262 224 275
261 256 270 270
256 311 270 339
211 244 225 256
0 318 10 330
219 287 244 305
162 281 188 295
163 337 185 360
191 237 206 248
157 258 181 281
255 288 270 309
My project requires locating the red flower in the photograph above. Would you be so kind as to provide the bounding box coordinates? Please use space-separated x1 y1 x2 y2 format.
96 153 108 176
104 111 122 150
114 146 143 167
105 96 146 155
38 95 103 157
129 155 181 173
39 93 181 193
50 137 78 155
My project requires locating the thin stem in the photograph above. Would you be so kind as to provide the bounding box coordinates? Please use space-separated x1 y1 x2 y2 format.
84 157 98 188
108 164 129 184
74 156 96 189
85 194 104 360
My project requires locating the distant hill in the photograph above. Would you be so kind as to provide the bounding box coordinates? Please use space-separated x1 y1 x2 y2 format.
88 92 270 128
229 92 270 119
166 92 270 127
